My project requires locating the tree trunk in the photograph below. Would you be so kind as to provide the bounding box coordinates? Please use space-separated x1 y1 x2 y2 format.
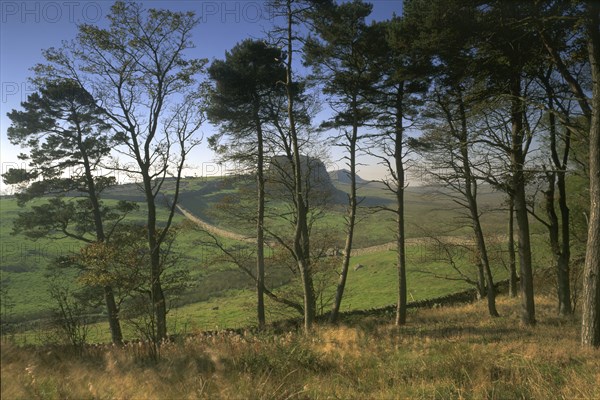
508 197 518 297
285 0 315 332
513 180 535 325
330 101 359 324
396 177 407 326
394 83 407 326
77 124 123 345
145 178 167 343
90 200 123 344
254 103 266 329
103 285 122 344
150 238 167 342
295 189 315 331
557 171 572 315
475 261 486 300
581 0 600 348
299 254 316 330
510 74 536 326
473 224 499 316
457 94 498 316
470 216 496 314
543 172 572 315
542 76 573 315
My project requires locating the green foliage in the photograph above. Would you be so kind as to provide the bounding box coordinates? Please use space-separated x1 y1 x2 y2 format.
12 197 137 242
207 39 286 136
5 79 111 167
3 79 114 203
76 225 149 298
304 0 381 126
74 224 190 343
0 197 179 325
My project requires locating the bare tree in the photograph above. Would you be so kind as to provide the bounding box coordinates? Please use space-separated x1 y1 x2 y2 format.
417 85 499 317
35 2 205 342
266 0 320 332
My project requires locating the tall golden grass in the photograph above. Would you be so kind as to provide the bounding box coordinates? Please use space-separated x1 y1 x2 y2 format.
2 294 599 399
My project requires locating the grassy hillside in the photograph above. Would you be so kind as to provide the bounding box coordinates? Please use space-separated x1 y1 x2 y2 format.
0 198 83 321
1 176 553 342
2 294 598 399
0 196 202 318
0 193 276 326
176 177 518 248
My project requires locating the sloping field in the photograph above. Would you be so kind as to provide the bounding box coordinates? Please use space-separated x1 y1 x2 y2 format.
1 176 545 341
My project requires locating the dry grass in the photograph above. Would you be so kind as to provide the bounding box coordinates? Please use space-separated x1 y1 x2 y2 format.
2 294 599 399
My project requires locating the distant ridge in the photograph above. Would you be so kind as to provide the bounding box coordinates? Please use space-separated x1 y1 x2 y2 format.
328 169 368 185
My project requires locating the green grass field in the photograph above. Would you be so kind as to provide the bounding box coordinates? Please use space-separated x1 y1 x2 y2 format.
0 175 555 343
177 177 517 248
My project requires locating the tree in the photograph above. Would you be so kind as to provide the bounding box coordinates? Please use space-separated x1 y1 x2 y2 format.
78 224 188 356
206 39 288 328
267 0 321 331
403 0 501 316
525 69 579 315
363 13 431 325
2 79 130 345
303 0 379 323
526 0 597 337
581 0 600 348
534 1 592 125
507 196 519 297
472 1 546 325
35 2 206 342
417 85 500 317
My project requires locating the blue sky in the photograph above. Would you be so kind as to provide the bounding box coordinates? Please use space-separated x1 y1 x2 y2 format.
0 0 403 193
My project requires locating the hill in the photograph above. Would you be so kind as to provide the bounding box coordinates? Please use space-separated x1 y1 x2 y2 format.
328 168 369 185
1 174 549 342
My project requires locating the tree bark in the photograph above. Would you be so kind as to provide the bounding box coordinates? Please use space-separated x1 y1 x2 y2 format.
145 177 167 342
556 164 572 315
581 0 600 348
475 261 486 300
472 221 498 316
330 98 358 324
457 93 498 316
396 167 407 326
510 74 536 326
285 0 315 332
254 102 266 329
538 72 573 315
75 115 123 345
543 172 573 315
507 197 518 297
394 83 407 326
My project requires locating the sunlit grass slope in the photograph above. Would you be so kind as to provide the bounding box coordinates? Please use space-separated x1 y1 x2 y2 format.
2 294 598 400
